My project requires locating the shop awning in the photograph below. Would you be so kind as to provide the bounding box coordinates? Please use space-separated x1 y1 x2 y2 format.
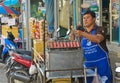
0 4 18 15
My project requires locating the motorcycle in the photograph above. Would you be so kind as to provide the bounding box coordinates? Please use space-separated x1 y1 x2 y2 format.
0 44 4 58
5 48 38 83
0 31 17 63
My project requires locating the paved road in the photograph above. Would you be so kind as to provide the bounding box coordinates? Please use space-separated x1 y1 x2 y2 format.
0 63 7 83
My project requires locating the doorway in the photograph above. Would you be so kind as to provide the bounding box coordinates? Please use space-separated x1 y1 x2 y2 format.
102 0 110 40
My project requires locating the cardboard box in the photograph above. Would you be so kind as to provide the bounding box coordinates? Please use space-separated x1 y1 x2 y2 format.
33 39 46 59
2 25 18 38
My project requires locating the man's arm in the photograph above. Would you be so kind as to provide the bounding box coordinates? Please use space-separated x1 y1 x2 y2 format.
75 27 106 43
81 31 104 43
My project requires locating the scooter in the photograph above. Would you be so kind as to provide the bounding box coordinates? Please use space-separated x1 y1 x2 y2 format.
0 31 17 63
5 48 38 83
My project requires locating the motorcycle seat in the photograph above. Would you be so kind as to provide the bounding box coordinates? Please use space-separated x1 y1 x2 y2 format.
16 50 32 56
19 54 32 60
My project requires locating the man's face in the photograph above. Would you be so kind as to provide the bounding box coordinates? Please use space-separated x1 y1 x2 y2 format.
83 14 96 28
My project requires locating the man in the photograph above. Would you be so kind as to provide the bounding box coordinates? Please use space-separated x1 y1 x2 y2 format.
75 10 112 83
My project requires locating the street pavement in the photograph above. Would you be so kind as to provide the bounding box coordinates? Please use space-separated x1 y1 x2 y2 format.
0 42 119 83
0 63 7 83
107 41 120 82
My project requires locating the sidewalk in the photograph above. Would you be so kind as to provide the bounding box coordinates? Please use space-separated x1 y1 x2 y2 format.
0 63 7 83
107 42 120 82
107 41 120 58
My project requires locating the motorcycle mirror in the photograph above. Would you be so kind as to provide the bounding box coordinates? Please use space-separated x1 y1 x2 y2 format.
56 27 60 32
66 29 71 35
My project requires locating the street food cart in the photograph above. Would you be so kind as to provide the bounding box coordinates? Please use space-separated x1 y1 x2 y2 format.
33 40 98 83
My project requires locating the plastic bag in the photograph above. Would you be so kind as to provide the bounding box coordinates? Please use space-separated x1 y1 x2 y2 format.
92 75 108 83
29 64 37 75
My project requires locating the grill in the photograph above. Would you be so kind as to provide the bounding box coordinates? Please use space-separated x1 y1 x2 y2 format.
46 48 83 78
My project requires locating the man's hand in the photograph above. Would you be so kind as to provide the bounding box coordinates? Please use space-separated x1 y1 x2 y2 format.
75 30 84 37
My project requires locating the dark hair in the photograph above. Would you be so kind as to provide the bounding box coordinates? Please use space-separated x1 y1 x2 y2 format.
83 10 96 18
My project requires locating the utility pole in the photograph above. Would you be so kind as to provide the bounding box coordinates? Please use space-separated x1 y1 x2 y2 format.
73 0 77 30
54 0 59 38
119 0 120 46
25 0 31 50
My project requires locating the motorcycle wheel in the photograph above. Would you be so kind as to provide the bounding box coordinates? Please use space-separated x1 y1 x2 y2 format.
5 60 20 78
5 57 14 78
5 56 10 64
8 69 29 83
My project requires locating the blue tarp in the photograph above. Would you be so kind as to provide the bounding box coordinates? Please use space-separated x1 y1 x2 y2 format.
45 0 54 34
0 5 9 14
4 0 19 7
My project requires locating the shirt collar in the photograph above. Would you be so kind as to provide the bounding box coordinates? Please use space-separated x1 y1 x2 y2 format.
85 24 98 33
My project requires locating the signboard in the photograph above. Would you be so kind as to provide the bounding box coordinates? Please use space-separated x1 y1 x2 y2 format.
112 0 119 14
8 18 16 26
1 17 8 23
83 0 96 4
89 5 99 12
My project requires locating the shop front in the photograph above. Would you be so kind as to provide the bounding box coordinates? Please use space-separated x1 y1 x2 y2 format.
21 0 46 51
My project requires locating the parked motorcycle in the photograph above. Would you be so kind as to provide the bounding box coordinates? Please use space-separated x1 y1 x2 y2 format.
5 49 38 83
0 31 17 63
0 44 4 59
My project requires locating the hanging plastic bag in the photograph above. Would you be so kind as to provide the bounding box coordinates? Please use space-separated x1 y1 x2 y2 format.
29 64 37 75
92 75 108 83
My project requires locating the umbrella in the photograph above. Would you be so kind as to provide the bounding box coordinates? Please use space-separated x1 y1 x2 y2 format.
9 7 19 15
0 5 17 15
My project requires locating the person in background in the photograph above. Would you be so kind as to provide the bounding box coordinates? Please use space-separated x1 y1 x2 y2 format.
75 10 112 83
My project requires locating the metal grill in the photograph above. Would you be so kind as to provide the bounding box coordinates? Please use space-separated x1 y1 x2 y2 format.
46 48 83 78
